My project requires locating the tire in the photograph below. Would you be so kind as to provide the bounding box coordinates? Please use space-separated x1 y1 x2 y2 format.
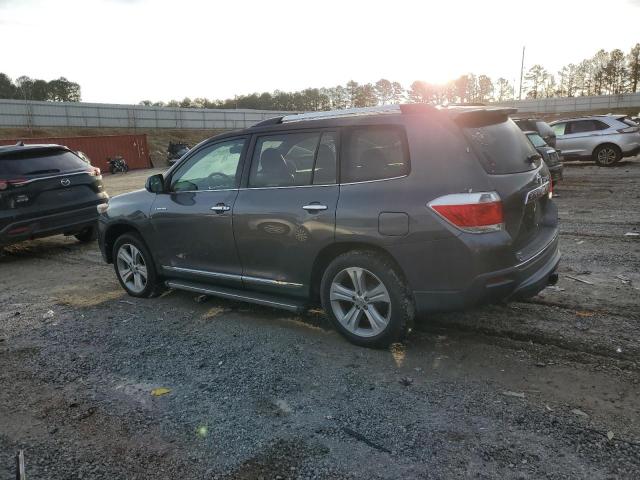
123 164 129 173
320 250 414 348
109 165 116 174
593 144 621 167
112 232 164 298
74 226 97 243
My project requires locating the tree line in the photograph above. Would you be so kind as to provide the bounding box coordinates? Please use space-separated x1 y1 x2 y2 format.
0 73 82 102
140 43 640 110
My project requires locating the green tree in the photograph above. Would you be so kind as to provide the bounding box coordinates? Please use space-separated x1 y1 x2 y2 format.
627 43 640 93
374 78 394 104
494 78 512 101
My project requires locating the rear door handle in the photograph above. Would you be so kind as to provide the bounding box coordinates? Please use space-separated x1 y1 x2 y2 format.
211 204 231 212
303 204 328 212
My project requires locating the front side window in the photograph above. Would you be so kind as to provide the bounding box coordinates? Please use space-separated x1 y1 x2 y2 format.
551 123 566 136
249 131 337 187
341 126 409 183
171 138 245 191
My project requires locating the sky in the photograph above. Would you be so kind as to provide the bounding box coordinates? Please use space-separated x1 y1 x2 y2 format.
1 0 639 104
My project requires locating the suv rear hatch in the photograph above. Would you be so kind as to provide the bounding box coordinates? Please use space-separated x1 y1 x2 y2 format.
453 109 555 259
0 146 104 228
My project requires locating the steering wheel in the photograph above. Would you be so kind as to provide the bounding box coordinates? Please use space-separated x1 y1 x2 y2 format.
206 172 232 184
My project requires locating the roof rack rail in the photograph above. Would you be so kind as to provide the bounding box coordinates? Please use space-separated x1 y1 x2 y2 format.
281 105 402 123
252 116 284 128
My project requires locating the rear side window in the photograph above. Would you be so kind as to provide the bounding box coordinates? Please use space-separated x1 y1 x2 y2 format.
527 133 547 147
462 118 538 174
566 120 609 134
0 150 88 177
341 126 409 183
621 117 638 127
249 131 337 187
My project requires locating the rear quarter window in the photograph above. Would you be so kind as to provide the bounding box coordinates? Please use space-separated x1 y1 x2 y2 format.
462 118 538 174
341 126 409 183
0 150 88 177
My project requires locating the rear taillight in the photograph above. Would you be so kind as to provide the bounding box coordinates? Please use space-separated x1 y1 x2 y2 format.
0 178 28 191
617 126 640 134
428 192 504 233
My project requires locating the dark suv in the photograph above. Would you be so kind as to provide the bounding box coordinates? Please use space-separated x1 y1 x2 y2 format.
0 144 107 248
98 105 560 347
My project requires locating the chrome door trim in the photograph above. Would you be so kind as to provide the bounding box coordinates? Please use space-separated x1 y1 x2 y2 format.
240 183 337 191
242 275 303 288
162 266 303 288
163 265 242 281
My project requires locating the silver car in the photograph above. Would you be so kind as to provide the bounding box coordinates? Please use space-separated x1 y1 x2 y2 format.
549 115 640 167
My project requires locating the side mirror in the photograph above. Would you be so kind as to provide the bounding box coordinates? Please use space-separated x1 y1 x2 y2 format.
145 174 165 193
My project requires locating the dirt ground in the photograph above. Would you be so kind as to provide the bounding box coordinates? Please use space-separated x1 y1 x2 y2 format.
1 159 639 479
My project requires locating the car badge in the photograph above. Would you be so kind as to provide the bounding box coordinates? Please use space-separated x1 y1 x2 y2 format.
61 178 71 187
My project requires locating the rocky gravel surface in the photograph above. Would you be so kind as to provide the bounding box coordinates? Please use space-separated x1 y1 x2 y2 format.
1 159 639 479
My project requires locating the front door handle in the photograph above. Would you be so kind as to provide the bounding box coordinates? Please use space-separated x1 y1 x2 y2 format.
302 204 328 212
211 204 231 212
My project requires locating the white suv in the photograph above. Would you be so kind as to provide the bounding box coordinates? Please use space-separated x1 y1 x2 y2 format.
549 115 640 166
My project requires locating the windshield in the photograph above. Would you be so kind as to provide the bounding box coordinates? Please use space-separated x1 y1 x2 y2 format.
527 133 547 147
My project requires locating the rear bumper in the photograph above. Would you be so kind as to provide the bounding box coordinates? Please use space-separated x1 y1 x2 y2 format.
413 233 560 313
0 204 104 247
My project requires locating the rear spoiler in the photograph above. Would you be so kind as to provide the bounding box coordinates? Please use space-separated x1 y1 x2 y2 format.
0 144 70 159
440 107 518 127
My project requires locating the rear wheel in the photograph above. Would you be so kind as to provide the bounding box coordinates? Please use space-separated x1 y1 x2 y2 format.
320 250 414 348
593 144 621 167
113 233 164 298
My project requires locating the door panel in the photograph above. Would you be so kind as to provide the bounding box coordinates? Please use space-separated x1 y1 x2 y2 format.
150 190 241 284
233 185 339 296
149 137 247 285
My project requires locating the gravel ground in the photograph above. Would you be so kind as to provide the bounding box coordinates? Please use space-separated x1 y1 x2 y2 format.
1 160 639 479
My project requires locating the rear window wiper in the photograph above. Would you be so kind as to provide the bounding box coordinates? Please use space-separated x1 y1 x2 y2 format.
23 169 61 175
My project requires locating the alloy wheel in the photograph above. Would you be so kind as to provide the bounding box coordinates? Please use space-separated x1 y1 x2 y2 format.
329 267 391 338
597 147 617 165
116 243 148 294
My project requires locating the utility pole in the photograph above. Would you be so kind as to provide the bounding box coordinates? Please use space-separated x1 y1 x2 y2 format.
518 46 526 100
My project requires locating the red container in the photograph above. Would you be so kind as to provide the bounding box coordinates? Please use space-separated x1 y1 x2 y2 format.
0 134 151 173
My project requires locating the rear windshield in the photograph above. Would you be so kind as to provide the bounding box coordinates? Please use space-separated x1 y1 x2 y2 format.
527 133 547 147
0 150 88 177
461 118 538 174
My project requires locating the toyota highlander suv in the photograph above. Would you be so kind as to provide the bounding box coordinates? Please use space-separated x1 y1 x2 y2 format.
0 144 107 248
98 105 560 348
549 115 640 166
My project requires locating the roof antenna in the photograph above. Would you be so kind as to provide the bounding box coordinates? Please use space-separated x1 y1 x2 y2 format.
15 140 25 146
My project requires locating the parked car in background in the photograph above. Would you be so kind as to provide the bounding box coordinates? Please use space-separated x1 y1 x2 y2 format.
514 118 556 147
167 142 190 165
0 144 108 248
525 131 563 184
549 115 640 167
98 104 559 348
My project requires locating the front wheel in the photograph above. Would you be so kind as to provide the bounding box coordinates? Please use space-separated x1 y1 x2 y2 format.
593 144 621 167
113 233 164 298
320 250 414 348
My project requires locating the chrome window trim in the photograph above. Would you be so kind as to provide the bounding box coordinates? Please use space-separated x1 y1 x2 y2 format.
162 265 303 288
340 175 408 186
168 188 239 194
239 183 336 191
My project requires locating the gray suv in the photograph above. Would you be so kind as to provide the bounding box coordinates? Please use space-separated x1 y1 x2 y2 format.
98 105 560 347
549 115 640 166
